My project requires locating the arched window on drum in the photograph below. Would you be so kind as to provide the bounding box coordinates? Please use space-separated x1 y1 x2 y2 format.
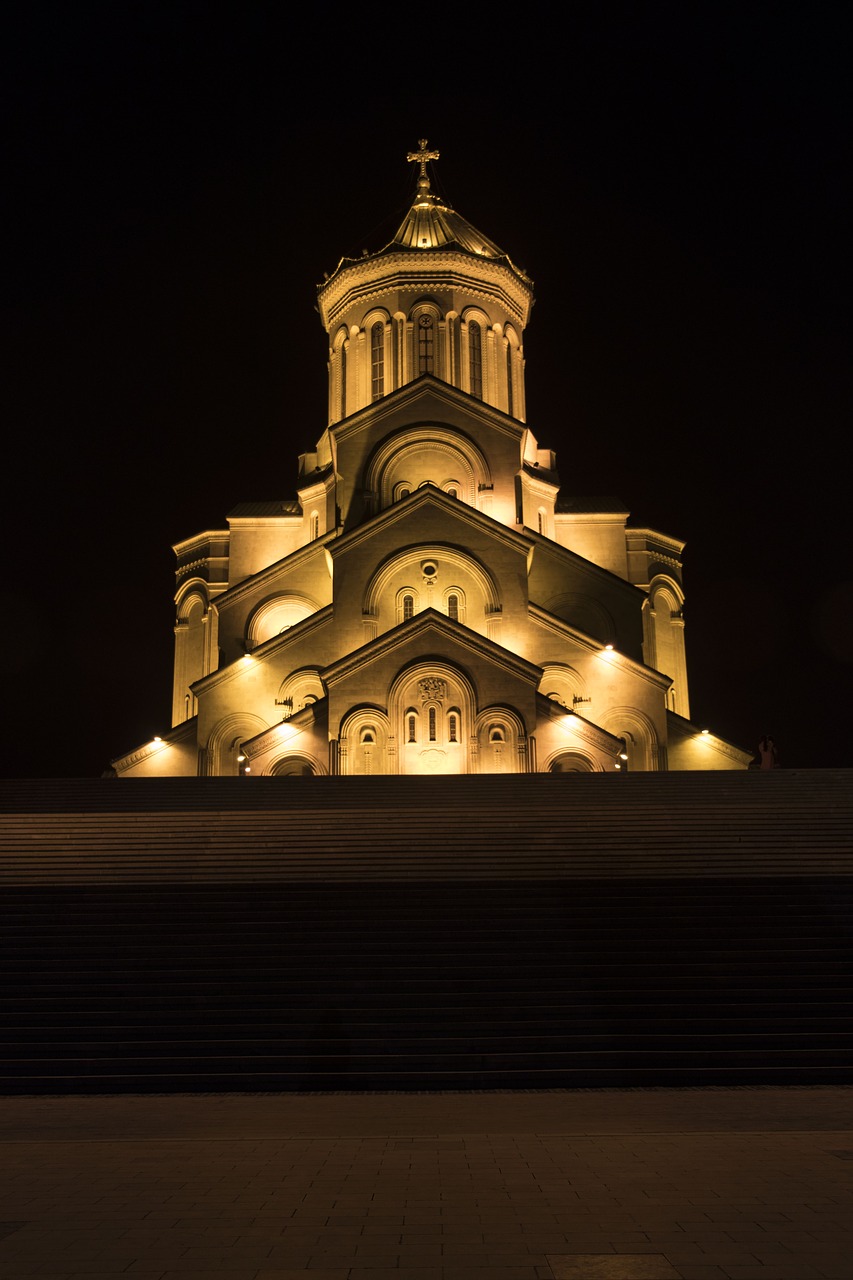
371 322 384 401
417 314 434 373
469 320 482 399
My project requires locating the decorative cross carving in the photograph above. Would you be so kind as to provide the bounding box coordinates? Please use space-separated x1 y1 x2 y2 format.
418 678 446 704
407 139 439 179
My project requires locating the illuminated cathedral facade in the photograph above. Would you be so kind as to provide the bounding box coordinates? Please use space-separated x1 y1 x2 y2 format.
113 142 749 778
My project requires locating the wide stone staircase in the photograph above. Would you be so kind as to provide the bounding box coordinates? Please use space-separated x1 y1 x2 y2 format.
1 771 851 1091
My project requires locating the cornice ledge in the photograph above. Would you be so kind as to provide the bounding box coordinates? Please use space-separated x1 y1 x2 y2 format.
111 718 198 772
191 606 334 696
627 527 686 554
333 486 531 558
172 529 230 556
331 376 526 444
214 535 335 611
667 711 752 764
319 250 533 324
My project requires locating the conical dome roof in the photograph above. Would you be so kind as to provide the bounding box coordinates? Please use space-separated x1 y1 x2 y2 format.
392 142 508 259
319 141 531 292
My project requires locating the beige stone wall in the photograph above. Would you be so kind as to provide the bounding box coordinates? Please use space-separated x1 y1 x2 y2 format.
227 516 303 587
553 513 630 578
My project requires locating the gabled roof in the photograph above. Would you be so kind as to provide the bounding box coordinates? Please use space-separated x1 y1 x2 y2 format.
323 607 542 691
328 481 531 560
330 372 527 446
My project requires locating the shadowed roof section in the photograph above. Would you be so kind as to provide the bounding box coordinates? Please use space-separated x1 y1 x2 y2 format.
556 496 630 514
227 501 301 518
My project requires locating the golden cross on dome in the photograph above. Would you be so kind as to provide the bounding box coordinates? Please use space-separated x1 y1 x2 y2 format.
407 139 439 180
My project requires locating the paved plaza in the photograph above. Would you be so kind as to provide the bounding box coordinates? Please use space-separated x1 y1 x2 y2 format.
0 1088 851 1279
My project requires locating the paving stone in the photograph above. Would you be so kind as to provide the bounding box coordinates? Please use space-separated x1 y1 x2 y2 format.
1 1090 853 1277
548 1255 681 1278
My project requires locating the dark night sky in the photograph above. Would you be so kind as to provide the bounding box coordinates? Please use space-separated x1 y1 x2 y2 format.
3 5 851 777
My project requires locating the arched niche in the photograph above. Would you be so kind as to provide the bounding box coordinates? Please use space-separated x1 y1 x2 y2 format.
546 750 600 774
175 579 210 622
206 712 270 776
475 705 527 774
364 545 500 638
542 592 616 645
364 425 490 511
648 574 687 713
597 706 659 772
390 662 477 776
338 706 392 776
173 581 214 725
275 668 325 719
538 664 587 712
269 752 325 777
247 594 321 649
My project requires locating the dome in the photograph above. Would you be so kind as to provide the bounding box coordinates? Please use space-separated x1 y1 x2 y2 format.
316 141 534 426
320 140 532 293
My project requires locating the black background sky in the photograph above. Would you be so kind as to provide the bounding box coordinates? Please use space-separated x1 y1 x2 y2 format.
4 4 851 777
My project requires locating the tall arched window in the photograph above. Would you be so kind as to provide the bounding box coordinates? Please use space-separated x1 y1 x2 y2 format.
506 341 514 417
418 314 434 373
403 593 414 621
407 714 417 743
428 707 437 741
448 712 458 742
447 593 459 621
469 320 482 399
371 322 384 401
339 341 347 419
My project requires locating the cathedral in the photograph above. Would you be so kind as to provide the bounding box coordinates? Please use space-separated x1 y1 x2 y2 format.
112 142 750 778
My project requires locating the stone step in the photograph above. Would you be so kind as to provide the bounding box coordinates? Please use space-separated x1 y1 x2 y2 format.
2 773 852 1091
2 772 852 882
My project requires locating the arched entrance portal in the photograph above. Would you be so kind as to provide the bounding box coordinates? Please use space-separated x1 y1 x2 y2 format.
391 664 474 775
270 756 318 777
548 751 598 774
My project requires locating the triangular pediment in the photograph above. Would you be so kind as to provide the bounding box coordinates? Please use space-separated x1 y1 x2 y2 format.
323 607 542 693
331 374 527 448
330 481 531 560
